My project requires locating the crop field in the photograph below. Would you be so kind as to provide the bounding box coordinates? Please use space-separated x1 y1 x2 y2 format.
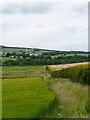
2 66 56 118
49 62 88 70
1 63 90 118
48 62 89 84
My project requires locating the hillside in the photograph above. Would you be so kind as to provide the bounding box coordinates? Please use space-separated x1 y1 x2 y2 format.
0 46 89 66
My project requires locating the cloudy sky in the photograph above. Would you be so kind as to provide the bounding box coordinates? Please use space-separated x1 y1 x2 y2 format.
0 0 88 51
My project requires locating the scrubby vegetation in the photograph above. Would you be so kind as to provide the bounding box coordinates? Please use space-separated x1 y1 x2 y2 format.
49 64 89 84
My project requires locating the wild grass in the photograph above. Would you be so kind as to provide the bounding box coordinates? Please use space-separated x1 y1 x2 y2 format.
44 78 89 118
2 77 55 118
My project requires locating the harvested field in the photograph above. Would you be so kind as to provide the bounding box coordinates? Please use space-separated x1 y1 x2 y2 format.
49 62 89 70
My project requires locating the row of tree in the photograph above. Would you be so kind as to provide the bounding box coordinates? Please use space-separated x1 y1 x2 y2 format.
2 55 89 66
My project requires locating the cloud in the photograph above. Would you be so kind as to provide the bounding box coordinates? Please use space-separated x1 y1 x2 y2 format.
72 2 88 15
0 1 88 51
1 2 59 14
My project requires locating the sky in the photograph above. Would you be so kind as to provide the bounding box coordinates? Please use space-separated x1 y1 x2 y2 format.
0 0 88 51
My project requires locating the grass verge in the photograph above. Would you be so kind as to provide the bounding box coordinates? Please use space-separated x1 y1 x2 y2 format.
44 78 89 118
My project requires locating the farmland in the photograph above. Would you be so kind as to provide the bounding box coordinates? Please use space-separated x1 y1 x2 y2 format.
0 46 89 66
0 46 90 118
2 66 56 118
1 62 89 118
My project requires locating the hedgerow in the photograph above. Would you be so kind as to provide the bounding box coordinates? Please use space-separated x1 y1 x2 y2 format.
50 64 89 84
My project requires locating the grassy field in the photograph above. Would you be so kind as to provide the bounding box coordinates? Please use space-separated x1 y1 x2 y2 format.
0 57 16 62
2 65 43 71
2 66 46 79
1 64 89 118
2 66 56 118
2 77 55 118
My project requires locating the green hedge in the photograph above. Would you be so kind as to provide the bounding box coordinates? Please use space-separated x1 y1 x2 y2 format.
50 64 89 84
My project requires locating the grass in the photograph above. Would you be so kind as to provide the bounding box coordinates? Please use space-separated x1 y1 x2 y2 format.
2 77 55 118
2 65 43 71
2 66 46 79
2 65 89 118
44 78 89 118
44 63 89 118
2 66 56 118
0 57 16 62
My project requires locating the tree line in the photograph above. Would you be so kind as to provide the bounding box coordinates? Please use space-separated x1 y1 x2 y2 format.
2 55 90 66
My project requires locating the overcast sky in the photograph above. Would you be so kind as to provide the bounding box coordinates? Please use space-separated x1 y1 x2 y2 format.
0 0 88 51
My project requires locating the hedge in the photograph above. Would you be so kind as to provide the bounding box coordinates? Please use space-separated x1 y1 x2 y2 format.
50 64 89 84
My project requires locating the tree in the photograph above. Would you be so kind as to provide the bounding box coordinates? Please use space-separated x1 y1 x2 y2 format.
6 52 11 57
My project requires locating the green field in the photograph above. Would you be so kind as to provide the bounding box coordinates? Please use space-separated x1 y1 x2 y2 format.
2 65 43 71
0 57 16 62
2 66 56 118
2 64 89 118
2 77 55 118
